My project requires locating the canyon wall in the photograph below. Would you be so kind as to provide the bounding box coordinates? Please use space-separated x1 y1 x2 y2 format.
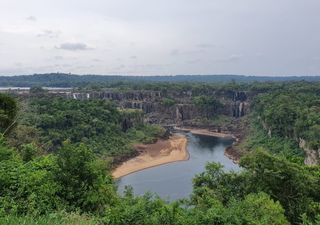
63 89 250 125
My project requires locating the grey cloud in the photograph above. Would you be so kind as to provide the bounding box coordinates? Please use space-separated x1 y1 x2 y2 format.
2 0 320 75
170 49 206 56
196 44 215 48
14 62 23 67
115 64 126 70
186 59 201 64
37 30 61 38
26 16 37 21
130 56 137 59
56 42 92 51
170 49 180 56
54 56 64 60
214 54 243 63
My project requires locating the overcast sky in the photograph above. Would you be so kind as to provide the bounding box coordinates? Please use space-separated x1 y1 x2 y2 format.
0 0 320 76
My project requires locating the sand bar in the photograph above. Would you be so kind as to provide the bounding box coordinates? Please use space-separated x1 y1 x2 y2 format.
174 127 236 139
112 134 189 179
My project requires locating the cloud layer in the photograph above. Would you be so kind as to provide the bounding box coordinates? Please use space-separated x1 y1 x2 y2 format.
0 0 320 76
56 43 92 51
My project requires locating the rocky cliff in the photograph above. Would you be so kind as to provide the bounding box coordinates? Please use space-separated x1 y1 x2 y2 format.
8 87 251 126
59 89 251 126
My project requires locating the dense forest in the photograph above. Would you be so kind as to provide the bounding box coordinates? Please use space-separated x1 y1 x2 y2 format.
0 79 320 225
1 73 320 87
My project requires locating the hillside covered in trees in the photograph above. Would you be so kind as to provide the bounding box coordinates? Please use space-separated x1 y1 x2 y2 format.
0 79 319 225
1 73 320 87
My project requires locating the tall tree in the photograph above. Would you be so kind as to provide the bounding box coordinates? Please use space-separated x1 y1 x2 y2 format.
0 94 17 135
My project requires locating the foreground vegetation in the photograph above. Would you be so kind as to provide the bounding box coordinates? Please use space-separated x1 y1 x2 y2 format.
0 80 320 224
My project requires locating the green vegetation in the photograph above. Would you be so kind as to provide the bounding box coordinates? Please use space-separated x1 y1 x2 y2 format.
0 80 320 225
0 94 17 134
193 149 320 224
192 95 223 118
192 95 222 109
242 121 304 163
254 91 320 149
1 73 320 87
126 124 165 144
161 97 176 107
8 97 164 164
0 213 99 225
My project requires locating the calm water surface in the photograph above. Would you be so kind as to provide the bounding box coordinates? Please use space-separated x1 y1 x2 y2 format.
117 132 240 200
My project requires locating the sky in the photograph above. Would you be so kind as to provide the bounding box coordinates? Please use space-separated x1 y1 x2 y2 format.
0 0 320 76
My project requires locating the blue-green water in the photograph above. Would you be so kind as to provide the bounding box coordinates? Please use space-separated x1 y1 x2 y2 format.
117 132 239 200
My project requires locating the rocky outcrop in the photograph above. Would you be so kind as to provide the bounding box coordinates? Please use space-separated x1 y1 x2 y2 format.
299 138 319 165
21 88 252 125
175 104 204 124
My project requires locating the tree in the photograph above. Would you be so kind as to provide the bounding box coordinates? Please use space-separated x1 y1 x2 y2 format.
225 192 290 225
0 94 17 135
240 149 320 224
55 142 116 213
192 95 223 118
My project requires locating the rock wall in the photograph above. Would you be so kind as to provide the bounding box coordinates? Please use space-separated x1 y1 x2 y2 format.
299 138 320 165
21 88 250 125
232 91 248 118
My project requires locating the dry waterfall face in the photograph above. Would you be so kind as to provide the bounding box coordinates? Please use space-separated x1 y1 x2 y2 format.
6 87 250 125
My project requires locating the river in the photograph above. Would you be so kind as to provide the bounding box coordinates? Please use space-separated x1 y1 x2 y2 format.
117 132 240 200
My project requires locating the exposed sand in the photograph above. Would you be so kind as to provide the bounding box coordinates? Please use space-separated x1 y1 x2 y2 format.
112 134 189 179
174 127 236 139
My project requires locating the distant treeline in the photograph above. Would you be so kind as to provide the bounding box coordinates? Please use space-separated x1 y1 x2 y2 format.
1 73 320 87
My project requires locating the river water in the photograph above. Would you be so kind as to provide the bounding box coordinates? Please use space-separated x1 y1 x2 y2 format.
117 132 240 200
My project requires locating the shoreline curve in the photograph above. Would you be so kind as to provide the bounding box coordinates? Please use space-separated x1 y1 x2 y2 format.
112 134 189 179
174 127 236 139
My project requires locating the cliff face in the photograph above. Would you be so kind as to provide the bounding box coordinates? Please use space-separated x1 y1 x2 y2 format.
58 89 251 125
10 88 250 125
260 120 319 166
299 138 320 165
232 91 247 118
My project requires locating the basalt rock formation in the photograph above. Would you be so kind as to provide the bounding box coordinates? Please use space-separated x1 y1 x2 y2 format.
8 88 251 125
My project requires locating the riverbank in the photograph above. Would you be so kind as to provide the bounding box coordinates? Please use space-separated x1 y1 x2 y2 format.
175 126 243 163
225 146 241 164
112 134 189 179
174 127 236 139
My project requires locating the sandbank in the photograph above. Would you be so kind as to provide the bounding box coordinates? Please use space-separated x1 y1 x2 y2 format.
112 134 188 179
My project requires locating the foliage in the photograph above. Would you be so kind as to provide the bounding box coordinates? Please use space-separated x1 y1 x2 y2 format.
23 97 163 162
0 140 117 216
242 121 304 163
253 91 320 149
126 124 165 144
0 146 61 215
224 192 289 225
0 212 99 225
240 149 320 224
1 81 320 224
162 97 176 107
55 142 116 213
192 95 223 118
104 190 186 225
1 73 320 87
192 95 222 109
0 94 17 134
192 149 320 224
